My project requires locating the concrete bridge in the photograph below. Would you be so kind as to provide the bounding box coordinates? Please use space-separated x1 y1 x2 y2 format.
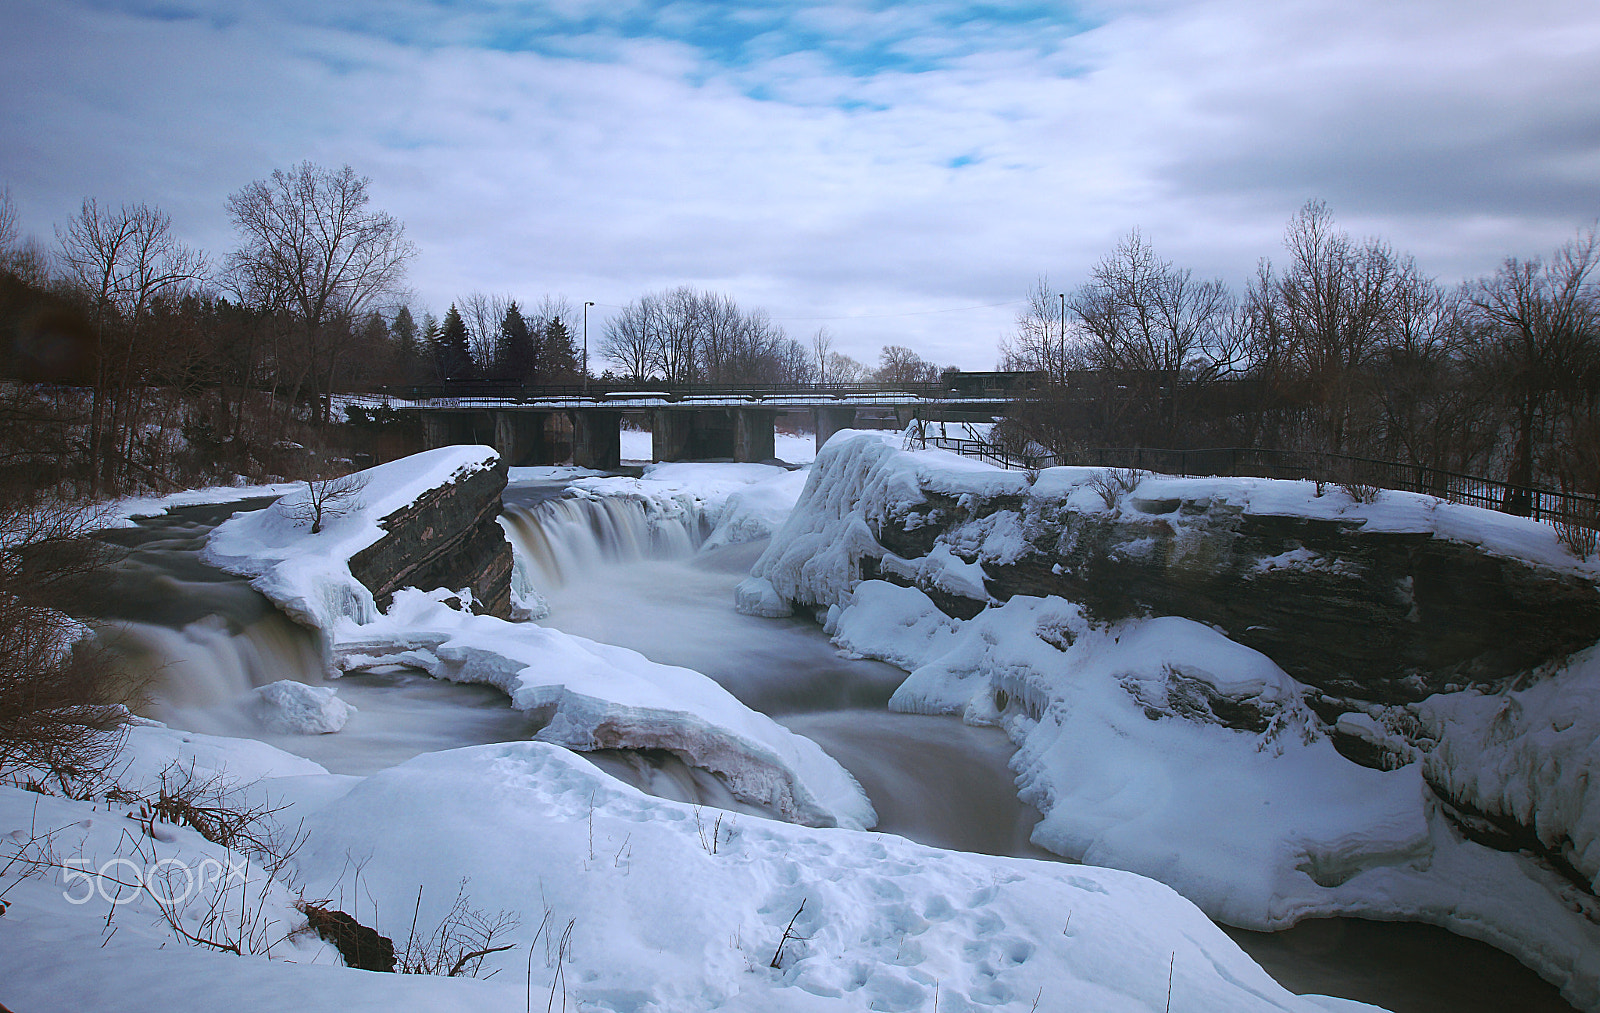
340 380 1020 469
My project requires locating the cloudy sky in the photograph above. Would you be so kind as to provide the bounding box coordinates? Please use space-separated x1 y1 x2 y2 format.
3 0 1597 369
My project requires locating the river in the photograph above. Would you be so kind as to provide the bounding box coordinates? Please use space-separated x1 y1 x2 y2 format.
102 483 1574 1013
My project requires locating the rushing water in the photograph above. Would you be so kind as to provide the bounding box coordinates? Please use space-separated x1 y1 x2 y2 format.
113 487 1575 1013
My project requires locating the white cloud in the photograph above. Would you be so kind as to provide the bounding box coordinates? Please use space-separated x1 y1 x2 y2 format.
2 0 1597 369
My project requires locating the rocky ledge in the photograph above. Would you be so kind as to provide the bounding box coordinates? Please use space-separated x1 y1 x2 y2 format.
348 456 513 619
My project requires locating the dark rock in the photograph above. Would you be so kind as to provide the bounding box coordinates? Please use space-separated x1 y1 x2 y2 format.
349 456 513 619
300 903 396 972
965 503 1600 705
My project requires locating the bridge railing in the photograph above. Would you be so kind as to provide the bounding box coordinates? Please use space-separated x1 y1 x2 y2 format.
368 381 957 402
922 439 1600 533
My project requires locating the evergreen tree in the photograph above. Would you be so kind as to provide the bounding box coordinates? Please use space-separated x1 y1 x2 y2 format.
390 305 427 386
494 301 537 383
542 316 580 383
419 311 442 382
435 304 474 381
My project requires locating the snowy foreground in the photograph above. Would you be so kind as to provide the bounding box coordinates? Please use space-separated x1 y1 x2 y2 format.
745 431 1600 1010
0 726 1383 1013
0 444 1409 1011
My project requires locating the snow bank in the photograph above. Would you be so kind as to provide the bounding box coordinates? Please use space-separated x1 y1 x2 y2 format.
1031 467 1600 578
827 581 1600 1006
333 589 876 830
102 480 305 529
291 739 1382 1013
702 466 810 550
3 725 1392 1012
202 446 502 631
755 435 1600 1007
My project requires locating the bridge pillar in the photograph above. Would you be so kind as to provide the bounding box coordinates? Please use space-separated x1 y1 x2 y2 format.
734 408 777 463
652 410 693 462
421 413 453 451
569 409 621 470
812 406 857 453
493 410 549 467
693 411 735 459
421 410 486 450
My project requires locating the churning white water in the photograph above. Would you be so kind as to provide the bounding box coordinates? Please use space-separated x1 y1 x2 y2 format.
499 493 705 590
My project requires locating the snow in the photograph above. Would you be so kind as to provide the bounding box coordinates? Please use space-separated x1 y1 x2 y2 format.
702 467 811 550
1417 643 1600 894
197 449 875 831
615 426 818 465
333 588 876 831
750 432 1600 1009
250 680 354 734
824 577 1600 1007
202 446 503 631
99 480 305 529
751 430 1030 610
0 721 1403 1013
734 575 794 618
1028 468 1600 578
619 425 652 462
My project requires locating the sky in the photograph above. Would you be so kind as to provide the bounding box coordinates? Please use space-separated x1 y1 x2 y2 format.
2 0 1598 371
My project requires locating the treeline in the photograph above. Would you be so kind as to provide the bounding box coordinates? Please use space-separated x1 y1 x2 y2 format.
598 286 947 387
0 167 590 497
1001 201 1600 505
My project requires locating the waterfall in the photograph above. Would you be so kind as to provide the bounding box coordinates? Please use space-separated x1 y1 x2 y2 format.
499 494 710 592
105 609 327 726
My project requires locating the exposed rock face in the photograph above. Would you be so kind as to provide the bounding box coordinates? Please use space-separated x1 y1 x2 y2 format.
348 457 513 618
869 488 1600 708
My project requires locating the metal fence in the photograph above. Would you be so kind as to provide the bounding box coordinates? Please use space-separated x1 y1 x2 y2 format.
918 437 1600 532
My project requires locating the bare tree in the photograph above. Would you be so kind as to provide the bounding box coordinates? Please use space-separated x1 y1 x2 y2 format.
813 327 834 385
225 162 416 426
1466 227 1600 510
57 199 207 494
601 288 812 385
0 185 17 261
873 344 941 385
601 298 657 382
459 291 512 374
1247 201 1403 453
1000 276 1083 380
825 351 870 383
1068 231 1235 444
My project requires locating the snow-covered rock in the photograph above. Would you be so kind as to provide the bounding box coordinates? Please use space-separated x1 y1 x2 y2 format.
250 680 353 734
751 432 1600 1008
734 575 793 617
334 589 876 830
203 446 509 632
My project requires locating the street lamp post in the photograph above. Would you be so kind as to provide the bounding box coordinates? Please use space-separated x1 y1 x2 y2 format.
1058 292 1066 372
583 301 595 395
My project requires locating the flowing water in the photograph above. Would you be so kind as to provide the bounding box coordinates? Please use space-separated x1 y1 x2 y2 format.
112 487 1575 1012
